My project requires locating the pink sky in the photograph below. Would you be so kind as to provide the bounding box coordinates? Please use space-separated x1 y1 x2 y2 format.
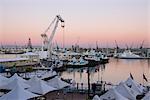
0 0 149 48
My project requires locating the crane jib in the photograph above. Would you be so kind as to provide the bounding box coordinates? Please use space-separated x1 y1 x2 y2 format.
41 15 65 58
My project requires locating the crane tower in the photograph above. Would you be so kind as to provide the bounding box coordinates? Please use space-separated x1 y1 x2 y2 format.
41 15 65 58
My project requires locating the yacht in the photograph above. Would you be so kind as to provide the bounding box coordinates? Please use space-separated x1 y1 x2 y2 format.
83 50 109 66
66 57 88 68
118 50 142 59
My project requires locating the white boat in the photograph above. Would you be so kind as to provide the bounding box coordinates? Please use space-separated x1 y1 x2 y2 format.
84 50 101 62
83 50 109 66
66 57 88 68
118 50 142 59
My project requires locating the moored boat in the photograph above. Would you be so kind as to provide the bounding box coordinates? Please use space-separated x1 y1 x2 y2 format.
66 57 89 68
83 50 109 66
118 50 144 59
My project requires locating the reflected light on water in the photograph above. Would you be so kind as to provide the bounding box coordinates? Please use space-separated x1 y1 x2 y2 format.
61 58 150 85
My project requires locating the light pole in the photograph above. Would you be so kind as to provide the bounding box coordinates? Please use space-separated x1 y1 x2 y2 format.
87 67 90 99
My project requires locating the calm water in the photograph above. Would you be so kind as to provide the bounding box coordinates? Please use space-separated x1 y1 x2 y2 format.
0 54 150 85
60 58 150 85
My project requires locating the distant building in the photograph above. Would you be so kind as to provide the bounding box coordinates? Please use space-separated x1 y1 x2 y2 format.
0 52 39 69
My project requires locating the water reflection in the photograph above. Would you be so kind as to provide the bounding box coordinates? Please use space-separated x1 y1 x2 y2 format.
61 58 150 85
60 64 106 85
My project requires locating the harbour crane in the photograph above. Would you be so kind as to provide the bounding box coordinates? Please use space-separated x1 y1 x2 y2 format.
115 40 119 49
139 40 144 49
41 15 65 58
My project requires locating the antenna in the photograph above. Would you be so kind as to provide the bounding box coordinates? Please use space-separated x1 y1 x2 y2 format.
62 26 65 48
96 41 98 50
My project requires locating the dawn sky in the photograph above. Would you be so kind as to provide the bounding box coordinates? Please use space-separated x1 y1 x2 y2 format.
0 0 149 48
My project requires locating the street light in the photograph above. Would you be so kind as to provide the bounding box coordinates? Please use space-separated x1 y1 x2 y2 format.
87 67 90 99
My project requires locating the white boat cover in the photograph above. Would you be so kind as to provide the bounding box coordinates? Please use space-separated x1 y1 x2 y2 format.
0 75 8 86
9 73 27 83
100 88 129 100
143 91 150 100
0 78 30 90
26 76 40 86
0 92 4 97
0 83 39 100
125 77 144 94
0 75 8 81
92 95 101 100
27 77 56 95
115 82 139 100
47 76 70 89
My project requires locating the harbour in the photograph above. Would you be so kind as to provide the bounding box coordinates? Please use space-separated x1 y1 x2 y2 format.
60 58 150 86
0 50 150 100
1 0 150 100
0 30 150 100
1 53 149 87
